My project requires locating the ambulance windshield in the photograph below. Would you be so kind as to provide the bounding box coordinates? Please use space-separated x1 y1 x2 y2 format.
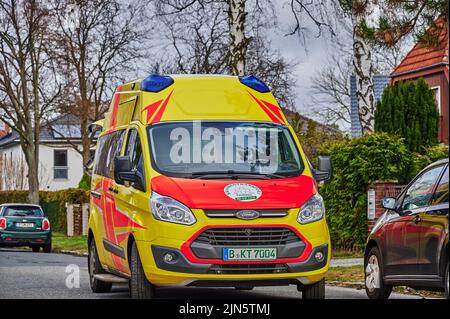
147 121 304 179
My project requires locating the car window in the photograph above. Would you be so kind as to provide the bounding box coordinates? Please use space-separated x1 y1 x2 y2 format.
93 130 125 178
432 166 448 205
2 206 43 217
401 165 444 211
125 128 145 187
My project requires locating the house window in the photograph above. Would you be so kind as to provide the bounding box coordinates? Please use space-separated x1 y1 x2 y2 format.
431 86 441 114
54 150 68 179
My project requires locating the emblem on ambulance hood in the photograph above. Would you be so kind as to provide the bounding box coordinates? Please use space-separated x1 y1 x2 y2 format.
224 183 262 202
235 210 260 220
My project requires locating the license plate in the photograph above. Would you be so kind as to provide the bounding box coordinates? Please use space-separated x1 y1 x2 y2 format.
223 247 277 261
16 222 34 228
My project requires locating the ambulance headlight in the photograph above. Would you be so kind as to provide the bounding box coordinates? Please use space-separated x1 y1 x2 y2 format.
150 191 196 225
297 193 325 224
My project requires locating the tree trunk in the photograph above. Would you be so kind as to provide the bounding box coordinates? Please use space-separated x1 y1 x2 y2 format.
81 119 90 165
228 0 248 76
27 150 40 204
22 137 40 204
352 4 376 135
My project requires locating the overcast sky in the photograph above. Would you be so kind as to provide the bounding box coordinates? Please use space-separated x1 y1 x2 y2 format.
266 2 349 123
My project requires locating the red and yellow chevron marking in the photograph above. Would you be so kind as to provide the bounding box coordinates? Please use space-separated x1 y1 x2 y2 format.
106 86 123 133
247 90 285 124
142 89 174 124
92 178 145 272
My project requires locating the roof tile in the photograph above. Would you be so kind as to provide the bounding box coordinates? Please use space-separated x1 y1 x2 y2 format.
391 17 449 76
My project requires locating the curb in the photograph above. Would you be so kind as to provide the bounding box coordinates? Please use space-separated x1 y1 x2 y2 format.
326 281 365 290
326 281 444 299
57 250 88 257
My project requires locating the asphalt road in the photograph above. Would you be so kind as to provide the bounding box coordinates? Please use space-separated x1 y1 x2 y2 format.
0 248 420 299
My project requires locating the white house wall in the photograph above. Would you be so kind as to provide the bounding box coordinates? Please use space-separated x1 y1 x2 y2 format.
0 143 84 191
39 144 84 191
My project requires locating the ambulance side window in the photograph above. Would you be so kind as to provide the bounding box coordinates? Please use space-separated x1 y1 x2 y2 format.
94 130 125 179
125 128 145 189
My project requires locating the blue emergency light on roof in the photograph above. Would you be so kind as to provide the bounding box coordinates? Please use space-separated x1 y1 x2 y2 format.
239 75 270 93
141 74 174 92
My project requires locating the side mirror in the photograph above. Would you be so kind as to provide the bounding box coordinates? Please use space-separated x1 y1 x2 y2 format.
313 156 332 183
84 158 94 176
114 156 134 185
114 156 145 191
381 197 396 210
88 122 103 140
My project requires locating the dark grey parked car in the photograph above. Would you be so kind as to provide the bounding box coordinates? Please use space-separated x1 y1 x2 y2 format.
364 158 449 299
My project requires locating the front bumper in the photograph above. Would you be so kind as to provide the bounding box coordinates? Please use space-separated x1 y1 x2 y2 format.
137 239 329 287
133 210 331 287
0 230 51 246
152 243 328 274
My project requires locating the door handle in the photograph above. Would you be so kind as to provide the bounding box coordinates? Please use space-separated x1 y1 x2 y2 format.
91 191 102 199
108 187 119 194
413 215 421 224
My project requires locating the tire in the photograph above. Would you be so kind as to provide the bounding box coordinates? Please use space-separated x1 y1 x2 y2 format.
88 239 112 293
302 278 325 299
130 241 155 299
365 246 392 299
445 261 449 299
31 246 40 252
43 241 52 253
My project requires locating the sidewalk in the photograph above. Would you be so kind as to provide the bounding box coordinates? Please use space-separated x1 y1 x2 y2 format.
329 258 364 267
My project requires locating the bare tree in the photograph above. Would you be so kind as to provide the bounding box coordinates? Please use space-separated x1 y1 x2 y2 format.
48 0 146 164
246 35 298 109
285 1 379 135
0 0 59 203
154 0 271 76
349 1 377 135
155 0 230 74
308 10 412 131
286 0 338 39
310 52 352 128
0 153 27 190
152 0 297 107
228 0 248 75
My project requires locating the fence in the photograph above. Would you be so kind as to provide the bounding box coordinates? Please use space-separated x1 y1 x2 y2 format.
66 203 90 236
367 181 405 233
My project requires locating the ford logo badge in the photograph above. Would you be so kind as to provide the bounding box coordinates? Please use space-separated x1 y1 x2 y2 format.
235 210 260 220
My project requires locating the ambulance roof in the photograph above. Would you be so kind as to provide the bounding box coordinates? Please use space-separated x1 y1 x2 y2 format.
102 74 288 132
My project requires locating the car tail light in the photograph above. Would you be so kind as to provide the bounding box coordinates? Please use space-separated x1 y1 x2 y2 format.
0 218 6 230
42 218 50 230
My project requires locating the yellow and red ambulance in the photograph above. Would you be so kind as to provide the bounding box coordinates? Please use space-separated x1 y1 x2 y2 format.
88 74 332 299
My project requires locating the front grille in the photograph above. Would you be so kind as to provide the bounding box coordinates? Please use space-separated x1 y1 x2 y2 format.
209 263 288 274
195 227 301 246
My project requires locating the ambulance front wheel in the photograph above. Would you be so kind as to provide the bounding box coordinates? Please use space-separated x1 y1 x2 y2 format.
88 239 112 293
130 241 155 299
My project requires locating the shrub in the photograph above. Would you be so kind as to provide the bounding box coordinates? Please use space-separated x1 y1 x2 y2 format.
319 133 414 249
315 136 447 250
0 189 89 233
78 173 91 191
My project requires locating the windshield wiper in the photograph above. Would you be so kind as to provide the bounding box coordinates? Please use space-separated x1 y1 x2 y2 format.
189 170 286 180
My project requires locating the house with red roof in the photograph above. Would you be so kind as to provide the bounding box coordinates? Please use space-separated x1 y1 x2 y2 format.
391 17 449 144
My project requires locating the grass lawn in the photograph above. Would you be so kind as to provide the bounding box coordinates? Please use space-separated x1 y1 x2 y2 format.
326 265 445 298
327 265 364 283
52 232 88 255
